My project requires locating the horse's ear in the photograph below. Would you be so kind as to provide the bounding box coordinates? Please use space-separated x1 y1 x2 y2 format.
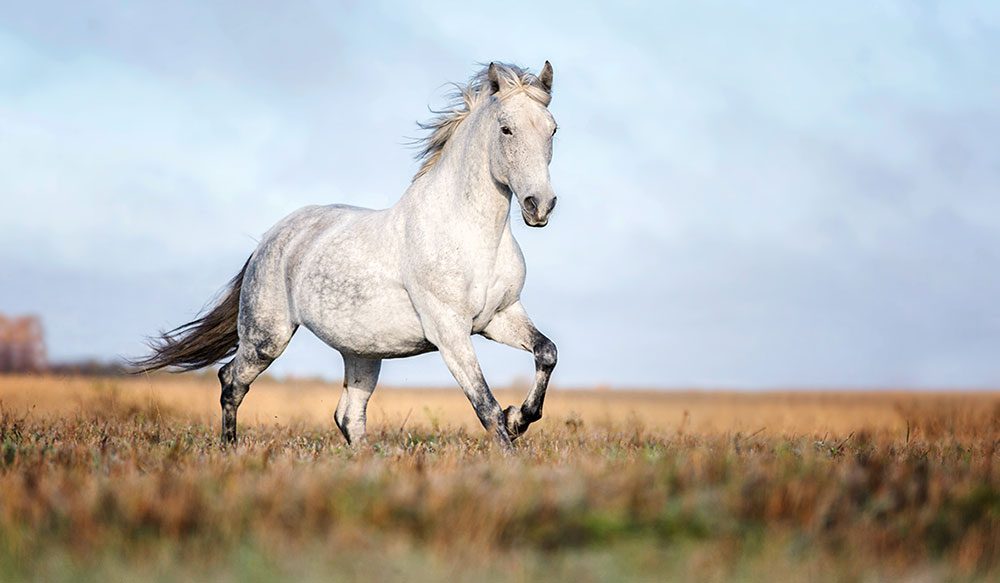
487 62 502 94
539 61 553 93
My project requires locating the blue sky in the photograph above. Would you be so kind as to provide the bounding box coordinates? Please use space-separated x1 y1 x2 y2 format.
2 2 999 387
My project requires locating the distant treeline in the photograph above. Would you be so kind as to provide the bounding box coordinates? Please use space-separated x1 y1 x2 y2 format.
46 359 131 377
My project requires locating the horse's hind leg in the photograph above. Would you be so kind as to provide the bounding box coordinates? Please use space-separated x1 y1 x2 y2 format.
218 323 296 445
334 356 381 445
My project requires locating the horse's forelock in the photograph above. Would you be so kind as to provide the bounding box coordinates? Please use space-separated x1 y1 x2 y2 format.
412 63 551 181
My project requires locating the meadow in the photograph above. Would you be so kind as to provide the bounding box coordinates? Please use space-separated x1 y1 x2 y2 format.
0 374 997 581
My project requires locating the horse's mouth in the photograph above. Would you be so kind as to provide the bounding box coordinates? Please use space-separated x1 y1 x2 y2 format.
522 211 549 228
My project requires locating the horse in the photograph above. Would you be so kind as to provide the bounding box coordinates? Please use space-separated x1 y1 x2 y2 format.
134 62 560 451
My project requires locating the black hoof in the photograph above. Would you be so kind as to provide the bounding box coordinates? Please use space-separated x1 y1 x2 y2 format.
503 405 529 441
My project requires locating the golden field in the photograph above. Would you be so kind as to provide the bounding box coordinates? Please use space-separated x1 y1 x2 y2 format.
0 374 998 581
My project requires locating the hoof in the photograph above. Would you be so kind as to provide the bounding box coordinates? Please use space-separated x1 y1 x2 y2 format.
503 405 529 440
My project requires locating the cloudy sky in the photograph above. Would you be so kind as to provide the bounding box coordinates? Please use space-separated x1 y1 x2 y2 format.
2 2 998 388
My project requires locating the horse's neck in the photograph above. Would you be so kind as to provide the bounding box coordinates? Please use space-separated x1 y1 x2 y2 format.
404 121 512 245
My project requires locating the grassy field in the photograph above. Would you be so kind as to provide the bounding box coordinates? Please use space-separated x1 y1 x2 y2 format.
0 374 997 581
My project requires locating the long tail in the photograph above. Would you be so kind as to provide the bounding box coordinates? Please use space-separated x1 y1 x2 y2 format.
131 257 251 373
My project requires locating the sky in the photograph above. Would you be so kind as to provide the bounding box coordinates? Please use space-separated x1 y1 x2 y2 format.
2 2 999 388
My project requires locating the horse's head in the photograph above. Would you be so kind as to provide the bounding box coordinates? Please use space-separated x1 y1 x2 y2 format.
486 62 558 228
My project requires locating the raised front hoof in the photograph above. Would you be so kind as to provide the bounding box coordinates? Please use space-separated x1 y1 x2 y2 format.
503 405 534 441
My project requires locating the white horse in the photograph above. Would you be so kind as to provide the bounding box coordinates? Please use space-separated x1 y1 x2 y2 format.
135 62 560 450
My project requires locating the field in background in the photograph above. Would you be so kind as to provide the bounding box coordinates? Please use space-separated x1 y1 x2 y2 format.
0 374 998 581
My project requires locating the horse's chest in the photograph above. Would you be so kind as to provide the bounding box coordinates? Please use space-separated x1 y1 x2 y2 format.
469 261 523 331
407 224 525 330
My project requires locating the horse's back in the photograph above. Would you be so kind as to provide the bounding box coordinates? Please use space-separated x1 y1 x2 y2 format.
239 204 380 326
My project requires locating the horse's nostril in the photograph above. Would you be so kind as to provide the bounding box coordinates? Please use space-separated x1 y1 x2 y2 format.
523 196 538 213
549 197 557 212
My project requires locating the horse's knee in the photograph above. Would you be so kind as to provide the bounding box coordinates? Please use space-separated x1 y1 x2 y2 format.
533 336 557 370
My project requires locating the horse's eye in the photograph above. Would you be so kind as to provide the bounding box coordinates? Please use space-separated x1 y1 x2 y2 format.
500 125 513 135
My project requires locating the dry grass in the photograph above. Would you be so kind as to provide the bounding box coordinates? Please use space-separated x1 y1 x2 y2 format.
0 374 998 582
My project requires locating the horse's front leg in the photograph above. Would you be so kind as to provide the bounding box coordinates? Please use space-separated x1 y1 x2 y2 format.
481 301 557 440
420 309 514 452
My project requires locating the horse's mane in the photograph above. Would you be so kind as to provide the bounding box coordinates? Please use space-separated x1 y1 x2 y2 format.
412 63 552 181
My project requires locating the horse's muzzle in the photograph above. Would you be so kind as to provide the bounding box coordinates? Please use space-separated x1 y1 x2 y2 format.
520 195 556 228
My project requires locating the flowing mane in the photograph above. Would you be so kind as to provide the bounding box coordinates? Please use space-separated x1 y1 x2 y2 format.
412 63 552 181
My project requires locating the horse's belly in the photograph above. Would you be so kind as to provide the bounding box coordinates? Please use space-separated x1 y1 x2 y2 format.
300 289 433 359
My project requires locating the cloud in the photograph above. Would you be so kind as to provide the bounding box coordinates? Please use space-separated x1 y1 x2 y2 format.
2 2 999 387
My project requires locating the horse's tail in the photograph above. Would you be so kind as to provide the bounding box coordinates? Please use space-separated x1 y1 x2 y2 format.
130 256 251 373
